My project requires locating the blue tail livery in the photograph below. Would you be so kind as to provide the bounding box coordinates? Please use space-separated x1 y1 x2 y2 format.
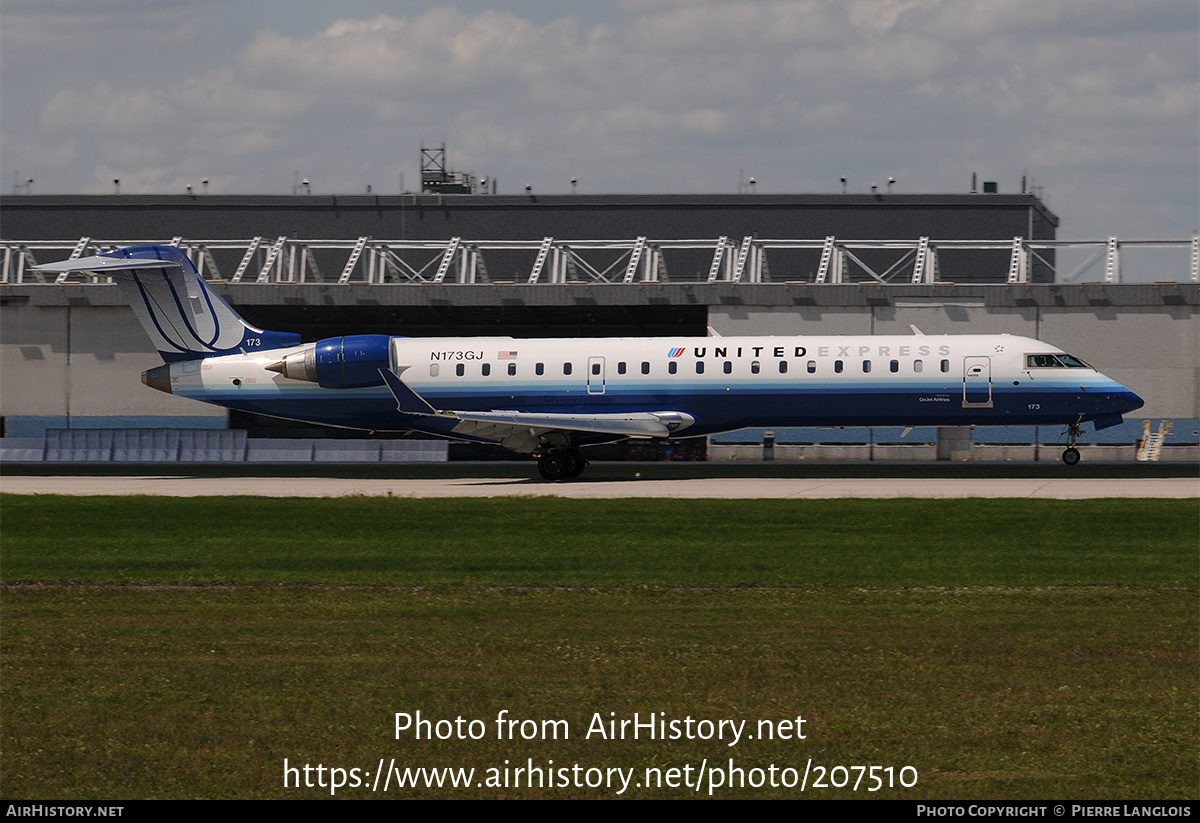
38 245 299 361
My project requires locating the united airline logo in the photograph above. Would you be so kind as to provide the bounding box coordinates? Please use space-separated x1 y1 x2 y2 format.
667 347 685 358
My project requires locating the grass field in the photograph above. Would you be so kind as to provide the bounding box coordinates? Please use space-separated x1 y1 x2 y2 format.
1 496 1196 799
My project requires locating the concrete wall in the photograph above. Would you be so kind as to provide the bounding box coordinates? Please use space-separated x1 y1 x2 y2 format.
1 303 224 435
0 430 448 462
2 282 1196 435
1 306 68 419
707 443 1198 462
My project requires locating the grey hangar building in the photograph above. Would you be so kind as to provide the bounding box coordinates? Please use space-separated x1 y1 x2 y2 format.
1 192 1196 463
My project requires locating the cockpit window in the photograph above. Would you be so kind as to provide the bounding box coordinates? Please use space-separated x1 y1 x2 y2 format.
1026 353 1092 369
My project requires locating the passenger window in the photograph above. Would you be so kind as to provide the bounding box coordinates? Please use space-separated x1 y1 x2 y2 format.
641 361 650 375
617 362 627 375
751 360 760 374
591 362 601 375
834 360 844 374
430 363 440 377
862 360 871 373
723 361 732 374
563 362 572 375
668 361 678 375
778 361 788 374
456 363 464 377
890 360 899 373
696 361 705 374
508 363 517 376
482 363 491 376
940 359 950 373
535 362 544 376
914 359 923 373
807 361 816 374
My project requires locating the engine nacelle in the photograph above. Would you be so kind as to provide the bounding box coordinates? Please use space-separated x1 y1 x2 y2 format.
266 335 391 389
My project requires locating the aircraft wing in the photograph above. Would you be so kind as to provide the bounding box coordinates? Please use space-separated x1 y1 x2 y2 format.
450 410 694 452
380 368 694 453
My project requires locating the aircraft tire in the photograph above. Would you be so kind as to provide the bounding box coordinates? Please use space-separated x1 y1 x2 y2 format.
1062 447 1081 466
538 451 571 481
566 448 587 478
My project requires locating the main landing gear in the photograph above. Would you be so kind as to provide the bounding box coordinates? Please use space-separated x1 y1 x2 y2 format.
537 447 587 481
1061 422 1082 467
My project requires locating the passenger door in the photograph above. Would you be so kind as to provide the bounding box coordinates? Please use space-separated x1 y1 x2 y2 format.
962 356 992 408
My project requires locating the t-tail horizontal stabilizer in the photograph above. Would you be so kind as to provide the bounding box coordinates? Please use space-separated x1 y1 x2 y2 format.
33 245 300 362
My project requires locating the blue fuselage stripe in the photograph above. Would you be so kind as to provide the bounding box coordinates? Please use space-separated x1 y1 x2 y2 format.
191 379 1141 435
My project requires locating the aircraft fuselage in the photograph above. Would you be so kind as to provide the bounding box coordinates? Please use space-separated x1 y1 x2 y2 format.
147 333 1142 439
38 245 1143 479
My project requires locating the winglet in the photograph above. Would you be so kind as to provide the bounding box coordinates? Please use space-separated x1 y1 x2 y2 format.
379 368 440 416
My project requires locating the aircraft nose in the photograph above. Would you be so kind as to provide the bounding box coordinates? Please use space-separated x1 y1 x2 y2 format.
1117 389 1145 414
1097 384 1143 416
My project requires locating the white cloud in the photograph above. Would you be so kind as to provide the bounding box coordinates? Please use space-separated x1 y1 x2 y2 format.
1 0 1195 251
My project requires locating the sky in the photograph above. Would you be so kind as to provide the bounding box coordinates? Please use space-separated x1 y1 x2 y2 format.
2 0 1197 280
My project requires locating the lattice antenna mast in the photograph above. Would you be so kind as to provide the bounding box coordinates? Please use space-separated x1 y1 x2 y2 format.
421 143 476 194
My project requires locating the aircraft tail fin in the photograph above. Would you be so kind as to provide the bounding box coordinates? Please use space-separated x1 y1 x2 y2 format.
34 245 300 361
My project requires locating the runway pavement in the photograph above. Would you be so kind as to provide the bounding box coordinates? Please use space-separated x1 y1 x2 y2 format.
2 475 1196 498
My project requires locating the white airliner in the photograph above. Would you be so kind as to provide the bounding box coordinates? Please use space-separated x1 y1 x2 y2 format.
37 245 1144 479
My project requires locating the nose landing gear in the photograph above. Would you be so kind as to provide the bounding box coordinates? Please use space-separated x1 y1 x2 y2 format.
1061 422 1082 466
537 447 587 481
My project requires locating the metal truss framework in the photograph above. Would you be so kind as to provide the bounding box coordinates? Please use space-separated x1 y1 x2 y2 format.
3 235 1197 285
